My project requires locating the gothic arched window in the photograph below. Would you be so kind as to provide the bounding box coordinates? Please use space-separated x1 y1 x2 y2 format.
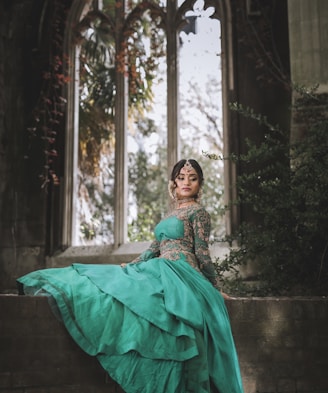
61 0 235 254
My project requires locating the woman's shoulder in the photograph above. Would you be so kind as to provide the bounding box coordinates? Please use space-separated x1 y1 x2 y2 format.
167 204 210 220
188 204 211 220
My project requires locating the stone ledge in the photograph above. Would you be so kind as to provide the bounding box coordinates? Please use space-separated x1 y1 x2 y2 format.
45 242 152 268
1 295 328 393
45 241 231 268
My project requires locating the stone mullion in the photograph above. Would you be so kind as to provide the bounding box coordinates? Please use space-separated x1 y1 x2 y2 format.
114 0 128 248
166 0 180 176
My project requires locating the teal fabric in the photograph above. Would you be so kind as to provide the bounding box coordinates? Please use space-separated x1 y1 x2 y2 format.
17 216 244 393
155 216 184 240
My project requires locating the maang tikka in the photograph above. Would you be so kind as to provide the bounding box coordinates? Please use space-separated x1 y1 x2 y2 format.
183 160 193 172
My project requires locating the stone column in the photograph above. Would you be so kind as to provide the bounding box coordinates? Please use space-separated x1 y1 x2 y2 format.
166 0 180 174
288 0 328 141
114 0 128 248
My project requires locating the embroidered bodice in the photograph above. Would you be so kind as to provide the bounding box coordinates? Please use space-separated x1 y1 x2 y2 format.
132 204 218 287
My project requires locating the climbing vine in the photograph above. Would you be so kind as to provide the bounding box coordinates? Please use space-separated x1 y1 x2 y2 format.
27 0 71 189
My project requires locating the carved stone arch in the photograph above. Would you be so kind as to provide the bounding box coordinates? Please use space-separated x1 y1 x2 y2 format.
54 0 237 256
123 0 166 34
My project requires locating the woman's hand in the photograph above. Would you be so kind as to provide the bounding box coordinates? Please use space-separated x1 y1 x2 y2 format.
120 263 127 268
220 291 231 300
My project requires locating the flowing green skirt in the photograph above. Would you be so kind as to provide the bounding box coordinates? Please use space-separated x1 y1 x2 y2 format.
18 258 244 393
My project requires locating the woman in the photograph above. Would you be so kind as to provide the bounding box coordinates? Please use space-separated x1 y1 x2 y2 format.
17 159 244 393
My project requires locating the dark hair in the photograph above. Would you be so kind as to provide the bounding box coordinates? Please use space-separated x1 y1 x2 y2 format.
170 159 204 186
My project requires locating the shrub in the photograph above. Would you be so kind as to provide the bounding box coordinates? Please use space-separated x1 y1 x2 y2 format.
212 93 328 296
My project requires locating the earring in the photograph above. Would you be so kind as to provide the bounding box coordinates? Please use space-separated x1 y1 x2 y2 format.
196 187 202 203
168 180 176 200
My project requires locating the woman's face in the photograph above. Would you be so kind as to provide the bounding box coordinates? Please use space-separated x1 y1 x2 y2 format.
174 166 200 200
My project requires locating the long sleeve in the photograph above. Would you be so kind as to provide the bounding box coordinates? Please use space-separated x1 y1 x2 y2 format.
191 208 219 288
130 239 160 264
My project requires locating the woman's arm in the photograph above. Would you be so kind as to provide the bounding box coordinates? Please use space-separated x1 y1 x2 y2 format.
191 208 219 288
121 239 160 267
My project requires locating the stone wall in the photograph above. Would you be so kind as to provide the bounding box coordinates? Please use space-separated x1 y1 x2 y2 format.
1 295 327 393
0 0 48 292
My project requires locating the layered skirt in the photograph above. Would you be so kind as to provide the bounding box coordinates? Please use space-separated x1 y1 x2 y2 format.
18 258 244 393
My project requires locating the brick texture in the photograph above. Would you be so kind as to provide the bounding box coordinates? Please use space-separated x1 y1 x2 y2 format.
1 295 328 393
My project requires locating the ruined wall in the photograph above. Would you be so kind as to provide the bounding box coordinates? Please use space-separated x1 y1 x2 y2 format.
1 296 327 393
0 0 293 293
0 1 48 292
288 0 328 143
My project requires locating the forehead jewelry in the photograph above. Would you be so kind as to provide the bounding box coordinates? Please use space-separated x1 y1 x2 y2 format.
183 160 193 172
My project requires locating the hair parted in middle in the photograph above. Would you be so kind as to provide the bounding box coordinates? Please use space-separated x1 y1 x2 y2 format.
168 159 204 201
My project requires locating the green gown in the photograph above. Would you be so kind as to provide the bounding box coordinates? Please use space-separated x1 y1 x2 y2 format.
17 205 244 393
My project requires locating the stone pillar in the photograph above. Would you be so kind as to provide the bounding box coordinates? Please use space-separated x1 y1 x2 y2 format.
114 0 128 248
288 0 328 141
166 0 180 174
